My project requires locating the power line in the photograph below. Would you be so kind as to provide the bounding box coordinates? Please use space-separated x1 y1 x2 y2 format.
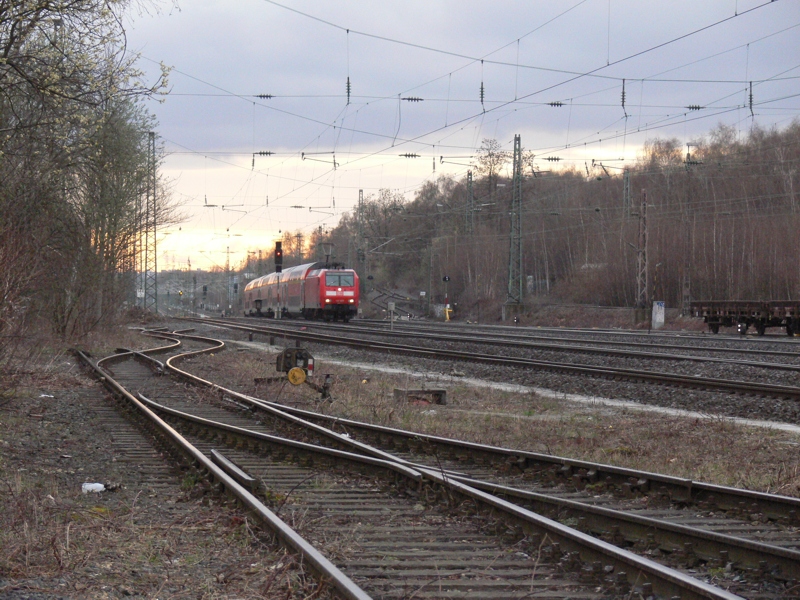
260 0 777 84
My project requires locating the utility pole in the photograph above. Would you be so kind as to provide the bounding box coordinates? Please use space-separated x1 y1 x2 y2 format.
192 273 197 315
357 189 365 292
636 189 649 310
190 256 196 315
133 182 141 307
143 131 158 313
225 245 231 315
506 134 523 308
622 168 631 219
428 243 433 316
465 170 474 234
682 143 699 315
294 232 303 263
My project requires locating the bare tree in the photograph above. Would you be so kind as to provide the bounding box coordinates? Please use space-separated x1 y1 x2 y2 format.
475 138 509 198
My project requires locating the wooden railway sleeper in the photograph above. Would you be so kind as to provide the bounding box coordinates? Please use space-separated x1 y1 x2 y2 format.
680 541 696 566
602 525 626 546
611 570 632 593
571 468 599 490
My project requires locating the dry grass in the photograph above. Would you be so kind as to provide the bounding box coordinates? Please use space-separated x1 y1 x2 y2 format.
193 344 800 497
0 325 333 599
0 476 324 598
0 320 151 402
518 302 707 332
0 485 329 600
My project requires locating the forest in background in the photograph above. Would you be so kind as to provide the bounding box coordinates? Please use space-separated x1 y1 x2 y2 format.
4 3 800 352
264 121 800 320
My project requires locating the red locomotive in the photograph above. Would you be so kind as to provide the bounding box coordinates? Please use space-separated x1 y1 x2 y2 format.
243 262 359 321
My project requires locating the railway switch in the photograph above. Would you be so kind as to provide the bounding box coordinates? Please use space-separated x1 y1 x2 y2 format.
276 348 314 380
265 347 331 399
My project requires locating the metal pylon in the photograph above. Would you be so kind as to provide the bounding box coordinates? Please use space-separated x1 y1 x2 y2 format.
506 134 523 304
636 189 649 309
623 168 631 219
143 131 158 313
465 170 474 234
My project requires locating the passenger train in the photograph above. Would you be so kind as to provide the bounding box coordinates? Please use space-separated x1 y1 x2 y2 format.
243 262 359 321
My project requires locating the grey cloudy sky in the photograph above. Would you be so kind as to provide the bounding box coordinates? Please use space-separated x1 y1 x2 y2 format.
125 0 800 270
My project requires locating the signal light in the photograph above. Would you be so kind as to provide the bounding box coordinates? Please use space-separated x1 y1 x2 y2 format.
202 285 207 297
233 283 238 294
275 241 283 273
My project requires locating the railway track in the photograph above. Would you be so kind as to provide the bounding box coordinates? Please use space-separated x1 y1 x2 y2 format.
182 317 800 401
351 319 800 345
155 335 800 589
74 327 774 598
345 320 800 361
246 319 800 372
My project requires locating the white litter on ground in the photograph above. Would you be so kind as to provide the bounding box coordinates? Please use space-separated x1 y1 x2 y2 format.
81 483 105 494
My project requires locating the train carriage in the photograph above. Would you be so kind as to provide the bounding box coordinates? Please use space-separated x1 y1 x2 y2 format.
243 262 359 321
691 300 800 336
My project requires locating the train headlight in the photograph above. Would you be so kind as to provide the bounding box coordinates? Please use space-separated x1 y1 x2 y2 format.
325 299 331 303
349 299 354 303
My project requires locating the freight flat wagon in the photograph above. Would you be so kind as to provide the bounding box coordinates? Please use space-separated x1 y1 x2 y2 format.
690 300 800 336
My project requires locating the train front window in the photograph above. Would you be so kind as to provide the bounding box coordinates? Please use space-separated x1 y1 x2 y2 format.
326 273 354 287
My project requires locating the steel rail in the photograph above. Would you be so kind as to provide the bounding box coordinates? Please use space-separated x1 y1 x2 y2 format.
75 348 373 600
420 469 744 600
453 475 800 579
185 317 800 400
354 318 800 345
251 401 800 526
157 326 800 521
130 384 744 599
256 319 800 372
141 386 800 581
136 392 424 482
339 319 800 360
150 330 800 582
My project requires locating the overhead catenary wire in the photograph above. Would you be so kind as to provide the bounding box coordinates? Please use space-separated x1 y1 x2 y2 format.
150 1 797 257
141 2 797 168
259 0 776 83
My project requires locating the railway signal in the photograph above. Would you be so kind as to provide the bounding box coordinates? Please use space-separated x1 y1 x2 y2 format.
275 241 283 273
442 275 452 321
